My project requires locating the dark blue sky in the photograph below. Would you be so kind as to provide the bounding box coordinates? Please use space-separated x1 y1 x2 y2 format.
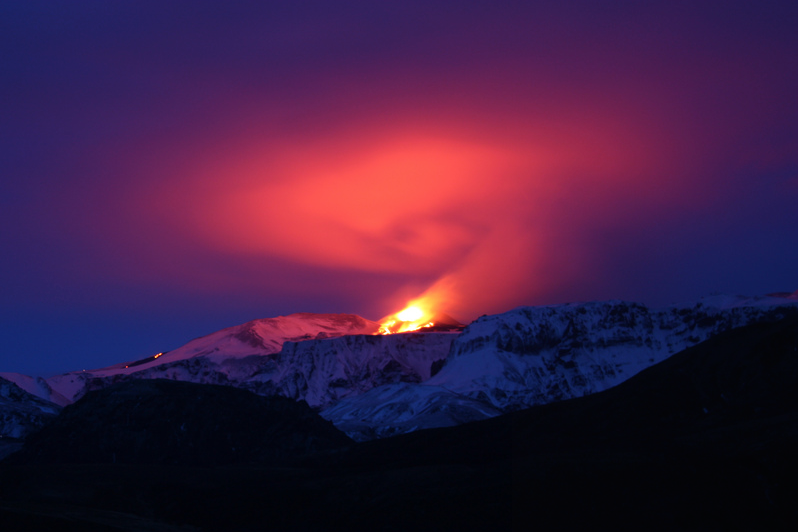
2 1 797 376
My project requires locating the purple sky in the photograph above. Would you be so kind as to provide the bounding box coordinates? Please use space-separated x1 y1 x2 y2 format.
2 1 797 376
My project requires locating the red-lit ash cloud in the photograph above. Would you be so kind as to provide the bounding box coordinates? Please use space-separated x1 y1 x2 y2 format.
148 110 683 322
103 10 797 322
49 0 791 326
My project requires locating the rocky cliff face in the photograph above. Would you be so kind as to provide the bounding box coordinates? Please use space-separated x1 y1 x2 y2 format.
322 296 798 439
0 376 61 441
250 332 455 408
49 331 456 412
432 297 798 409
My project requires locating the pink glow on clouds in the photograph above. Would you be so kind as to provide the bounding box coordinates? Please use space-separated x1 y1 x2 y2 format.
54 27 796 324
127 97 698 321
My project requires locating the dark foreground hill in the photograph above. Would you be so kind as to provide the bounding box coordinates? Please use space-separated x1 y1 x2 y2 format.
2 316 798 531
7 379 351 466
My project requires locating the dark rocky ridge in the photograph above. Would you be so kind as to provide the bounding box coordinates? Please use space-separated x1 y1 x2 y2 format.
9 379 351 466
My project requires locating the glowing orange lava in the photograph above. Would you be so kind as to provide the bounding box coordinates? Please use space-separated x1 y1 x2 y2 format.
396 306 423 322
378 304 435 335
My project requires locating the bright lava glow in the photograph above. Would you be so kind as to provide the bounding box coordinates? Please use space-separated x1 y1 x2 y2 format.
396 306 423 322
379 304 435 335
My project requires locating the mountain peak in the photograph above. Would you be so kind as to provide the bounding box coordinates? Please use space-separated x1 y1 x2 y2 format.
88 312 379 374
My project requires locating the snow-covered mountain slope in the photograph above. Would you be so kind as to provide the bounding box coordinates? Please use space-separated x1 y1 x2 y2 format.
13 294 798 443
320 295 798 439
432 296 798 407
46 313 381 402
0 372 71 407
250 332 456 408
46 324 456 409
0 376 61 440
320 382 503 440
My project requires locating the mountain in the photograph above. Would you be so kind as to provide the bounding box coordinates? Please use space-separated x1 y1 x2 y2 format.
2 314 797 531
45 327 456 417
322 294 798 439
10 379 352 466
0 373 71 407
0 376 62 460
320 381 504 440
9 294 798 443
321 311 798 530
45 312 382 402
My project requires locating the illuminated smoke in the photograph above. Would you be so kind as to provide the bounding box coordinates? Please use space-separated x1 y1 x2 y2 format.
170 117 667 322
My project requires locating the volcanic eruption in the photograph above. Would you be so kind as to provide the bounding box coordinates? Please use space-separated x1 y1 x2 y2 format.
378 303 464 334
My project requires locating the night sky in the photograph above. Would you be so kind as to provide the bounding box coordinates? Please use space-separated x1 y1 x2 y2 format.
2 1 797 376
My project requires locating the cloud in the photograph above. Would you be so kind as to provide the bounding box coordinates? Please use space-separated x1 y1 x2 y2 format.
129 97 684 320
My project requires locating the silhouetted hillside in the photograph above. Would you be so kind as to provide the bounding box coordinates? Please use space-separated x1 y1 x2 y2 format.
9 379 351 466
